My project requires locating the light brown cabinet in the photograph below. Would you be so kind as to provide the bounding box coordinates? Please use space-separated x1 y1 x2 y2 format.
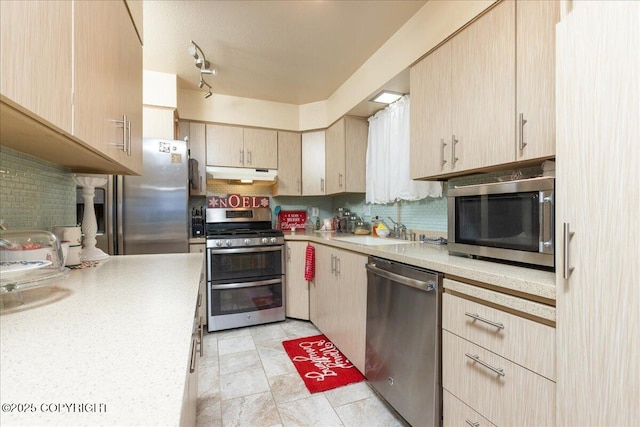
555 2 639 425
516 0 558 161
411 0 557 180
309 243 367 373
1 0 73 134
411 0 515 180
206 124 277 169
284 241 309 320
301 130 326 196
324 117 368 195
442 286 555 426
74 0 142 174
273 131 302 196
0 0 142 175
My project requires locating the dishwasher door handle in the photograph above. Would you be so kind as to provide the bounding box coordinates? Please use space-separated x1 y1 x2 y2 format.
365 263 435 292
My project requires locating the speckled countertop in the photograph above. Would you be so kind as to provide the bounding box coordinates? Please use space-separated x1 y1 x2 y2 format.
0 253 203 426
285 231 556 303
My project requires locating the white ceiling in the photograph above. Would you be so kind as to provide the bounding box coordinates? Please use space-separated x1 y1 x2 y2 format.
142 0 426 109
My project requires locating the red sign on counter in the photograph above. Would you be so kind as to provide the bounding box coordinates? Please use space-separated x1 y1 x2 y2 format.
208 194 270 209
278 211 307 230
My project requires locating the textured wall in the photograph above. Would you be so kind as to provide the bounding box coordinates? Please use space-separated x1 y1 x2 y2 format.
0 147 76 230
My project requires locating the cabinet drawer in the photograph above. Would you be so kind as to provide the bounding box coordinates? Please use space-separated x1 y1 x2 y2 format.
443 331 555 427
443 292 555 381
443 389 495 427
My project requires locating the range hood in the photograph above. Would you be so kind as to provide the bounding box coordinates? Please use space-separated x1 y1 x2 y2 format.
206 166 278 186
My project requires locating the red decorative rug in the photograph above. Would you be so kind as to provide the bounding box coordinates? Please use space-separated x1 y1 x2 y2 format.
282 334 365 393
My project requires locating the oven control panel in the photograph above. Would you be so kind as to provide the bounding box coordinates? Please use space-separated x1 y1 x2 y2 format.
206 236 284 249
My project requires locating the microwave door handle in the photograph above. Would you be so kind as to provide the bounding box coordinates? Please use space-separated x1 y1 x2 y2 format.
539 191 554 253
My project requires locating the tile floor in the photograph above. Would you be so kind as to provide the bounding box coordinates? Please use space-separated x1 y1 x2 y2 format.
196 319 408 427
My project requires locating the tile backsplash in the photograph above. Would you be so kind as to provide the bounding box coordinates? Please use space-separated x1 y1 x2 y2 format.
0 147 76 230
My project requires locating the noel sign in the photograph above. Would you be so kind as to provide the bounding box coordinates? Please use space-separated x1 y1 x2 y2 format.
208 194 270 209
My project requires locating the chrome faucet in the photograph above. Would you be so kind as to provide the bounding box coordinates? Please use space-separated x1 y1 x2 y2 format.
387 217 407 239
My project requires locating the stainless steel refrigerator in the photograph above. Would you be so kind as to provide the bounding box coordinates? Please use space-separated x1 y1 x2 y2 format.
76 138 189 255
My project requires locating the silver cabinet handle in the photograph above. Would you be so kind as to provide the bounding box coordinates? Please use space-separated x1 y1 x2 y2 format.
440 138 448 167
465 312 504 329
189 337 197 373
240 149 244 165
465 420 480 427
338 173 343 188
287 247 291 261
330 254 336 274
198 316 204 357
320 178 325 192
335 256 340 275
519 113 528 151
451 134 459 165
197 292 202 308
563 223 575 279
247 149 252 165
465 353 505 377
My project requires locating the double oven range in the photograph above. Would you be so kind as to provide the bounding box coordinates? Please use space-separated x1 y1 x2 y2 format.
205 207 285 332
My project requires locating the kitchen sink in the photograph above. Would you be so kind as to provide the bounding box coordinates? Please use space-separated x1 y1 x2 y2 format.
331 235 413 246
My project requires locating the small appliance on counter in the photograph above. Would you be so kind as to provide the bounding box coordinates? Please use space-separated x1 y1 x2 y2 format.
191 207 205 237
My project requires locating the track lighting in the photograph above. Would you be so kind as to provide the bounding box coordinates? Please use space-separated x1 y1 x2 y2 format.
188 40 216 99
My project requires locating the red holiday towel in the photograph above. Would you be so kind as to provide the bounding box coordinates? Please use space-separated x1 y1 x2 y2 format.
304 244 315 281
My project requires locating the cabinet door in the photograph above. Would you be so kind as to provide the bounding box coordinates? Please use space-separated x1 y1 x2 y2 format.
189 123 207 196
74 0 122 164
274 131 302 196
344 117 368 193
309 244 334 333
285 242 309 320
189 244 205 254
243 128 278 169
516 0 558 161
556 2 639 425
142 107 174 139
325 119 345 195
450 0 515 173
302 131 326 195
118 7 142 174
334 249 367 373
0 0 72 133
206 124 243 167
410 42 452 179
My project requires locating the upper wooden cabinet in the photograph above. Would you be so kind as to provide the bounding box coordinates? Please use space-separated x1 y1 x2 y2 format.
0 0 72 134
274 131 302 196
324 117 368 195
75 0 142 174
301 130 326 196
0 0 142 175
205 124 277 169
411 0 515 179
411 0 555 180
516 0 559 161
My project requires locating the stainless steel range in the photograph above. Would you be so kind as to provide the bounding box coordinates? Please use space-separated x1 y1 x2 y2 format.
205 207 285 332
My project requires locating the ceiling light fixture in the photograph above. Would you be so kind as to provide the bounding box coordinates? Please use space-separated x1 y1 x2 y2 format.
189 40 216 99
370 90 404 104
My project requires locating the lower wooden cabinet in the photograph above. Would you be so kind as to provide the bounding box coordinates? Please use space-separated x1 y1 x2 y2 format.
285 241 309 320
189 243 205 254
443 389 495 427
442 287 555 427
309 243 367 373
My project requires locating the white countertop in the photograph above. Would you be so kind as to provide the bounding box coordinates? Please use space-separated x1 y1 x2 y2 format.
285 231 556 303
0 253 203 426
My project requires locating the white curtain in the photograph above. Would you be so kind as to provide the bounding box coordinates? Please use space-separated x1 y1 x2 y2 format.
366 95 442 204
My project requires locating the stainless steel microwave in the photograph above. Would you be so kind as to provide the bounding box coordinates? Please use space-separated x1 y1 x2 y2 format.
447 177 554 268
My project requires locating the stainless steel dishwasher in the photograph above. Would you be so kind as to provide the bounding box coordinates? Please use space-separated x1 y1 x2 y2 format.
365 256 442 427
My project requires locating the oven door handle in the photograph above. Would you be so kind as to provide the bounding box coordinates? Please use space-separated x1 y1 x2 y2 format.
207 246 282 254
211 278 282 290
